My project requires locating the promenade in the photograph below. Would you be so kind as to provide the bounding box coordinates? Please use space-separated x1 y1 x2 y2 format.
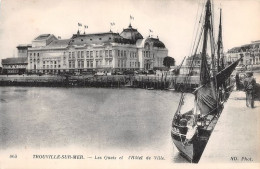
200 89 260 162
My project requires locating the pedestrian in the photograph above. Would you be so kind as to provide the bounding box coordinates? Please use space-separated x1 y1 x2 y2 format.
235 72 240 90
243 71 256 108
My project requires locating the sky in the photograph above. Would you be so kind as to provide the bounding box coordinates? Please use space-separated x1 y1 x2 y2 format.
0 0 259 64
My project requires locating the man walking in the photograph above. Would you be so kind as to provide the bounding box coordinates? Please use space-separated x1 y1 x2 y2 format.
243 71 256 108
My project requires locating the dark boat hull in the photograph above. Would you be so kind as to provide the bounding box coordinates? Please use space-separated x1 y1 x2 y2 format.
171 129 209 163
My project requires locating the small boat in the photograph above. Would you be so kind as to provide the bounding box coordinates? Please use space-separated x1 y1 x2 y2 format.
171 0 242 163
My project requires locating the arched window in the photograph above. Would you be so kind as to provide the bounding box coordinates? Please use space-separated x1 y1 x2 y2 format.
144 43 150 50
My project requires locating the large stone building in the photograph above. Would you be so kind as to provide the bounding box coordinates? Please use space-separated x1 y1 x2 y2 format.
26 24 168 74
226 40 260 70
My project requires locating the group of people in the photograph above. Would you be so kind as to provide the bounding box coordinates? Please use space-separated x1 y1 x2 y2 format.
236 71 256 108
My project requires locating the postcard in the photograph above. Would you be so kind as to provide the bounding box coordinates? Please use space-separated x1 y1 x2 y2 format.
0 0 259 168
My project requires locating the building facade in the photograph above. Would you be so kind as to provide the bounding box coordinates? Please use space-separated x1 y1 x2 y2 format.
17 44 32 58
1 57 28 74
226 40 260 70
26 24 168 74
1 45 31 74
179 54 211 75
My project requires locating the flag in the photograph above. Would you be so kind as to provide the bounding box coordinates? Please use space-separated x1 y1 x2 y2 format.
130 15 134 20
84 25 88 28
78 23 82 26
149 29 153 33
110 22 115 26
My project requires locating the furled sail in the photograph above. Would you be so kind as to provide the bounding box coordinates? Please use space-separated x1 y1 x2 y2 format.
216 57 242 87
195 83 217 116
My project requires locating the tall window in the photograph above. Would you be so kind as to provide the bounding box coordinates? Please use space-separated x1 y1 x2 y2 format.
118 50 120 56
90 61 93 68
81 61 84 68
96 51 99 58
90 51 93 58
72 52 75 59
105 50 108 57
81 51 84 58
109 50 112 57
87 51 90 58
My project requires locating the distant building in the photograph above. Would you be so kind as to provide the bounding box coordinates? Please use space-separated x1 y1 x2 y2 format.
1 57 27 74
180 54 210 75
226 40 260 70
17 44 32 58
26 24 168 74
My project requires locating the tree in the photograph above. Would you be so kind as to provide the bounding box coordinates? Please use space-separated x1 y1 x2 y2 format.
163 56 175 68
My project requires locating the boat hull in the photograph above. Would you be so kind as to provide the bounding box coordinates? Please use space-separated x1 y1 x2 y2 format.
171 129 208 163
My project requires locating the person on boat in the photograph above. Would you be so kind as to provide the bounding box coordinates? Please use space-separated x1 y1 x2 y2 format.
243 71 256 108
184 116 197 145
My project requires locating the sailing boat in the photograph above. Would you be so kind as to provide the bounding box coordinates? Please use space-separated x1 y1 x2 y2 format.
171 0 242 163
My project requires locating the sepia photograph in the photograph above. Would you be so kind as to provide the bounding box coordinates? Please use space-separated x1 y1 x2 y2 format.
0 0 259 168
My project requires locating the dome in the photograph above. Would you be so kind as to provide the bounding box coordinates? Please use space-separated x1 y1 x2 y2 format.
120 24 143 42
145 37 165 48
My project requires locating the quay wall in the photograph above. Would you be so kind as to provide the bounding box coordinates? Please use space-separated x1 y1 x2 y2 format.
0 75 200 91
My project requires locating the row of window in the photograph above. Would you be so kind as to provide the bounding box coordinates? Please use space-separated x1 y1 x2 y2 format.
68 50 113 59
69 61 94 68
4 65 26 68
143 51 155 58
118 60 127 68
72 37 112 42
29 53 40 58
42 60 60 64
43 65 61 69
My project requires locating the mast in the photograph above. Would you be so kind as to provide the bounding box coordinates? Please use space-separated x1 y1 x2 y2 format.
200 0 211 85
217 8 223 72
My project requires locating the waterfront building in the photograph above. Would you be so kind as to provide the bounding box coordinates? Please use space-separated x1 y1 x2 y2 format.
226 40 260 70
1 57 28 74
17 44 32 58
179 54 211 75
1 44 31 74
26 24 168 74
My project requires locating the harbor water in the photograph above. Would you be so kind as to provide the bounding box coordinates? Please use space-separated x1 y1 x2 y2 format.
0 87 189 163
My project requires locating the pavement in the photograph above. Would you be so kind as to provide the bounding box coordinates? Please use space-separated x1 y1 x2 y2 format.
200 89 260 163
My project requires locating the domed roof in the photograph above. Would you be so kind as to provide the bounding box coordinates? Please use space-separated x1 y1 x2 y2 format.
145 37 165 48
120 24 143 42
